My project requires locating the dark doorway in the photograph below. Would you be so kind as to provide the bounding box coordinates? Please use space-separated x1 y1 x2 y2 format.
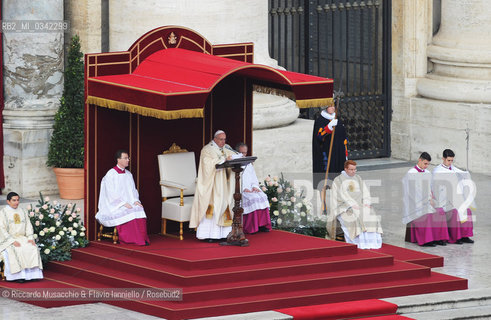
269 0 391 159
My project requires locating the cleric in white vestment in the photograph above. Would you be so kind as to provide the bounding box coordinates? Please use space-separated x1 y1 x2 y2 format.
189 130 235 241
96 150 150 245
329 160 383 249
0 192 43 282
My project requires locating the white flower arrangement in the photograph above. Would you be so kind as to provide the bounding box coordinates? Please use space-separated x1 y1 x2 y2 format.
29 193 89 264
260 173 327 237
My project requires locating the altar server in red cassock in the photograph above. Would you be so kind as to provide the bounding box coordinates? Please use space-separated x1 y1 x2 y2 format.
235 143 271 234
96 150 150 245
432 149 474 244
402 152 449 247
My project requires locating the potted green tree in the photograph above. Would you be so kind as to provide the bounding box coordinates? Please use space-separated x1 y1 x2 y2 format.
47 35 85 199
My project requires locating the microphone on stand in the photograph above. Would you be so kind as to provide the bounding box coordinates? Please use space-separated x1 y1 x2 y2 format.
224 144 241 155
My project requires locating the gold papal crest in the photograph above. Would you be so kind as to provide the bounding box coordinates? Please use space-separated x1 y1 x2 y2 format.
168 32 177 45
348 182 355 192
13 213 21 224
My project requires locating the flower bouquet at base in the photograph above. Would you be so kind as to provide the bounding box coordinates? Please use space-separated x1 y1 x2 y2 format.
28 193 89 264
260 173 327 238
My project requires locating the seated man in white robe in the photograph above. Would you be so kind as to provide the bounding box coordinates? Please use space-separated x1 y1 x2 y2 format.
329 160 383 249
96 150 150 246
190 130 235 242
235 143 271 234
432 149 474 244
402 152 449 247
0 192 43 282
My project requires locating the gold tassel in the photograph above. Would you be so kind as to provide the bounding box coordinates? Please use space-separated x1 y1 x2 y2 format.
253 84 296 100
86 96 204 120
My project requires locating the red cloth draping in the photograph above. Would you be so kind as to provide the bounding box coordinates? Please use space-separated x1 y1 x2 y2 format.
88 48 333 115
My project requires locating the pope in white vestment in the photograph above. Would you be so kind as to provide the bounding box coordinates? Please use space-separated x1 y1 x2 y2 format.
329 161 383 249
190 131 235 240
0 193 43 282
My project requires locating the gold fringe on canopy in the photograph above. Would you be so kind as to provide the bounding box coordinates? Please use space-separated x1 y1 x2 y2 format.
252 84 296 101
86 96 204 120
295 97 334 109
253 84 333 109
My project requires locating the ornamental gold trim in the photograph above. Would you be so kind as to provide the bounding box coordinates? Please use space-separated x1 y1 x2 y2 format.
296 98 334 109
86 96 204 120
163 143 189 154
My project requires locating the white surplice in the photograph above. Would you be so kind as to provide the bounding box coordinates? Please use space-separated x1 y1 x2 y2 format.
432 164 476 222
95 167 147 227
402 167 434 224
241 163 269 215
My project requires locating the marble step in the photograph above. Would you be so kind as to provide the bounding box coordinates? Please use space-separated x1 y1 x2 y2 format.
403 305 491 320
385 288 491 319
194 310 292 320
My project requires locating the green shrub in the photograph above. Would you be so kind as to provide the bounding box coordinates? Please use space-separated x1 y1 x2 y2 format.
47 35 84 168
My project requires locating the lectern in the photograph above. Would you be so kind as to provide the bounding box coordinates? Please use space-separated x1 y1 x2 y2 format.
216 156 257 247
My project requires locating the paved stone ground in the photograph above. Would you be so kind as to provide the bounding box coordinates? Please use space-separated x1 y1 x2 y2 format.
0 159 489 319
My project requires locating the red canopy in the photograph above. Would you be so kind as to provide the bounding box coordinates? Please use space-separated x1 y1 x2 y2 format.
84 26 333 240
87 48 333 120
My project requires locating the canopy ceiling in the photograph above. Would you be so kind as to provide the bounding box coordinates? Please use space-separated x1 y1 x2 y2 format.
87 47 333 120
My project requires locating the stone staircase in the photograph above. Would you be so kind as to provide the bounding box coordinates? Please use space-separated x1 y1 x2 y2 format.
385 288 491 320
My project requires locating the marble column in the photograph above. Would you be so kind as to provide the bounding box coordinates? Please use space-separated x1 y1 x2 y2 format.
413 0 491 172
417 0 491 103
2 0 64 196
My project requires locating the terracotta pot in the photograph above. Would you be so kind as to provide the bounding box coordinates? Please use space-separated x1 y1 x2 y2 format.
52 168 84 200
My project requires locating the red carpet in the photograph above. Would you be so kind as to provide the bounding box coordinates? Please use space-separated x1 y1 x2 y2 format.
374 244 443 268
276 299 398 319
0 230 465 320
355 316 415 320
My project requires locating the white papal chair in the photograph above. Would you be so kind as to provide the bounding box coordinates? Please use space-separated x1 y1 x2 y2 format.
158 143 196 240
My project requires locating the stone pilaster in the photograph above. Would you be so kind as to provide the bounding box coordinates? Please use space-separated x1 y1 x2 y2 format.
391 0 432 161
64 0 107 54
2 0 64 196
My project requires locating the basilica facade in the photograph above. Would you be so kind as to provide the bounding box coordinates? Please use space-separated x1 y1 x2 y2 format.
2 0 490 196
